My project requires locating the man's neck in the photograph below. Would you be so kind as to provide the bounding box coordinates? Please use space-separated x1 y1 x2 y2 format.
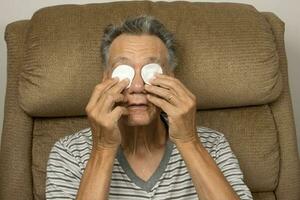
118 116 167 155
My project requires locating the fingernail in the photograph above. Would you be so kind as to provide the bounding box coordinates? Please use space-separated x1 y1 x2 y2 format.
124 78 130 84
149 77 156 84
120 78 126 83
154 72 161 77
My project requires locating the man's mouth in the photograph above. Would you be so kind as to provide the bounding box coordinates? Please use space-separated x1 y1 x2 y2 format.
127 103 148 110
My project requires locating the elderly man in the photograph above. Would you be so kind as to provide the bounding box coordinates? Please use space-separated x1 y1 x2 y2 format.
46 16 253 200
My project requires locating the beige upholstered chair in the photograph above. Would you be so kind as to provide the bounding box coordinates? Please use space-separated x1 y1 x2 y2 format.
1 2 299 200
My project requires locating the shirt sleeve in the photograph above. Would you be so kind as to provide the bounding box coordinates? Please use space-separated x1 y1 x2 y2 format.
213 134 253 200
46 140 82 200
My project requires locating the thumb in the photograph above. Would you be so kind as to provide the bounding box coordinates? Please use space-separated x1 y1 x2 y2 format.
111 106 128 120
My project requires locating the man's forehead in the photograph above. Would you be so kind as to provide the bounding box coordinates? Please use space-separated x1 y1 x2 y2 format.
108 34 168 66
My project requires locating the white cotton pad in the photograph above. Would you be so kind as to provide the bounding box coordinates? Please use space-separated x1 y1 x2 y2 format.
111 65 135 88
141 63 163 85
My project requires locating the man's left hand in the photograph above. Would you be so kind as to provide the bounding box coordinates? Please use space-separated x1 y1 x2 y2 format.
145 74 198 144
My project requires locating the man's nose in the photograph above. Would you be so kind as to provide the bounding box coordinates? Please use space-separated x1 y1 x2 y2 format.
129 69 145 93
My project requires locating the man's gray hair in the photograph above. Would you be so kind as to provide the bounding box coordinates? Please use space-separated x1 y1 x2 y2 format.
100 15 177 70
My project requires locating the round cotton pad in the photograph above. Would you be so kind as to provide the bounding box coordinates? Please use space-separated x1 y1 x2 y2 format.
111 65 135 88
141 63 163 85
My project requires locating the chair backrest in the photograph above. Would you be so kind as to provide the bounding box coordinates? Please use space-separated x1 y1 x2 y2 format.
1 2 299 200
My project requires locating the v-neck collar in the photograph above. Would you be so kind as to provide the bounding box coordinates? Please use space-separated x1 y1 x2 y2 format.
117 140 173 192
116 114 174 192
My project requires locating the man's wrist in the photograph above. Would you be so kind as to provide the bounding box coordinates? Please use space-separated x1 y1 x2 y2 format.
172 132 199 147
91 146 118 161
174 134 205 154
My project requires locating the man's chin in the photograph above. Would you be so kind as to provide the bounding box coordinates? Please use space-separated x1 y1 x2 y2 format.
126 116 151 126
121 112 152 126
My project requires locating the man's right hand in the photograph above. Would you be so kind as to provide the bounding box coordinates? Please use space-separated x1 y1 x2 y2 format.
85 77 129 151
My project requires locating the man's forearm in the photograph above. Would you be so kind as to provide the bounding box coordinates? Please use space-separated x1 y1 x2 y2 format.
76 148 117 200
175 137 240 200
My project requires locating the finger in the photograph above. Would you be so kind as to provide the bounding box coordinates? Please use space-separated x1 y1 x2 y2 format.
110 106 128 122
108 78 130 94
146 94 174 115
160 74 195 99
86 78 119 111
145 84 180 105
97 93 126 114
151 74 195 99
92 79 129 115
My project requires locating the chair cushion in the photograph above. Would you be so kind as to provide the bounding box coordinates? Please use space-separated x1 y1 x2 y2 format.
19 2 282 117
32 117 89 200
252 192 276 200
197 105 280 192
32 105 279 199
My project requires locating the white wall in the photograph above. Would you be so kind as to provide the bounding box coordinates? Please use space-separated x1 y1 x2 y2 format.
0 0 299 154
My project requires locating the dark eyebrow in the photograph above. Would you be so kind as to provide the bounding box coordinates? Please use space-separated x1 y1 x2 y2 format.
147 57 161 64
111 57 131 67
110 56 162 68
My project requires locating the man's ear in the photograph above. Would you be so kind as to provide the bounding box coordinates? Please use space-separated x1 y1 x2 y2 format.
165 65 175 77
102 70 109 81
169 70 175 77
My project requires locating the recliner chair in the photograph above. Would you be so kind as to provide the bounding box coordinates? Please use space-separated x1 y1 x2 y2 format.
1 2 299 200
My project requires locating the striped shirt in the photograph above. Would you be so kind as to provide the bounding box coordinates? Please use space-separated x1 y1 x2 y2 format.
46 119 253 199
